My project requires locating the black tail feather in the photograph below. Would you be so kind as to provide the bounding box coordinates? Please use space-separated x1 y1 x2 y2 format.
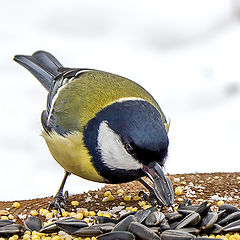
13 51 63 91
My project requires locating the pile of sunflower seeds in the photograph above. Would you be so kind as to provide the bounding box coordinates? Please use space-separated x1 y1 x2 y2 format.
1 199 240 239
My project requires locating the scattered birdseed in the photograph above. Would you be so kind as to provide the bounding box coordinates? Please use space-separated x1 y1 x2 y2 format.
12 202 21 208
124 195 131 201
175 186 183 195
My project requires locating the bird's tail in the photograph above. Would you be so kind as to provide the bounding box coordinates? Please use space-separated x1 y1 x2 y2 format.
13 51 63 91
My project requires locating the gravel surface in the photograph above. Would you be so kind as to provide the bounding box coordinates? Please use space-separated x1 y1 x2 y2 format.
1 172 240 226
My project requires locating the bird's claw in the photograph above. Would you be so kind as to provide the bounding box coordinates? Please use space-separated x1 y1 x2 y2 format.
138 190 163 208
49 190 69 214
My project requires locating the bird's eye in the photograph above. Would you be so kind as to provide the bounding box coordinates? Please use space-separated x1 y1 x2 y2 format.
125 143 135 155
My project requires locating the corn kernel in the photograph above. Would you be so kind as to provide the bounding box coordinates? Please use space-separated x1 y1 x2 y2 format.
124 195 131 201
117 189 124 194
85 238 91 240
133 196 140 201
83 210 89 217
32 230 38 235
175 186 183 195
25 231 31 235
45 212 53 219
97 211 103 216
12 202 21 208
41 209 49 216
180 181 187 185
120 202 125 206
9 237 15 240
12 235 19 240
143 204 151 210
131 207 138 212
83 217 90 223
91 237 97 240
8 214 14 220
215 235 223 239
125 207 132 211
68 212 75 217
0 238 5 240
30 210 38 216
52 236 61 240
237 176 240 180
225 233 231 238
1 216 8 220
51 210 58 216
76 213 83 220
62 211 69 217
107 195 115 201
71 200 79 207
102 197 109 202
104 191 111 197
217 200 224 206
23 234 31 240
32 235 40 240
103 212 111 218
138 201 146 207
88 211 96 217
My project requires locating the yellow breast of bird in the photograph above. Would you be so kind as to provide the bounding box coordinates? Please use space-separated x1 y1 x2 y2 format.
42 71 164 182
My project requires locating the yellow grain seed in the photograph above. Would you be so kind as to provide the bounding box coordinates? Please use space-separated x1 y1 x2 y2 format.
180 181 187 185
62 211 69 217
215 235 223 239
88 211 96 217
51 236 61 240
65 238 72 240
124 195 131 201
76 213 84 220
46 212 54 219
97 211 103 216
83 210 89 217
83 217 90 223
69 212 76 217
32 235 40 240
12 202 21 208
39 208 44 214
25 231 31 235
102 197 109 202
237 176 240 180
91 237 97 240
217 200 225 206
133 196 140 201
8 214 14 220
143 205 151 210
102 212 111 218
23 234 31 240
32 230 38 235
12 235 19 240
117 189 124 194
229 235 236 240
177 197 183 202
131 207 138 212
234 233 240 240
175 186 183 195
225 233 231 238
209 234 215 238
30 210 38 216
214 176 220 179
1 216 8 220
125 207 132 211
8 237 15 240
41 209 50 216
107 195 115 201
85 238 91 240
138 201 146 207
0 238 5 240
104 191 111 197
71 200 79 207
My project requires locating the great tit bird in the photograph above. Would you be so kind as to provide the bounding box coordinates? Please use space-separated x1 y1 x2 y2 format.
13 51 174 210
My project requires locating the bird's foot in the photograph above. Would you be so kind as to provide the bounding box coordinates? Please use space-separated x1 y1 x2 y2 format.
138 190 162 208
49 190 69 214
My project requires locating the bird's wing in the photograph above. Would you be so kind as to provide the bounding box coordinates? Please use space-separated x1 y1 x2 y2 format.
43 68 91 136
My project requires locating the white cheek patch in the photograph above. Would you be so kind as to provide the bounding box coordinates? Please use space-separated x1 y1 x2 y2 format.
97 121 142 171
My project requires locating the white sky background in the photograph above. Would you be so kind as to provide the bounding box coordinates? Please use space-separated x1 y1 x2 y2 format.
0 0 240 201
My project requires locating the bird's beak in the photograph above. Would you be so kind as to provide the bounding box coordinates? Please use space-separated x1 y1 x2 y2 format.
142 161 174 207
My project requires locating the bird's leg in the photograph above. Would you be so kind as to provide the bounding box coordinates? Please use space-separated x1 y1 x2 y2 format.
49 171 71 213
138 178 163 208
